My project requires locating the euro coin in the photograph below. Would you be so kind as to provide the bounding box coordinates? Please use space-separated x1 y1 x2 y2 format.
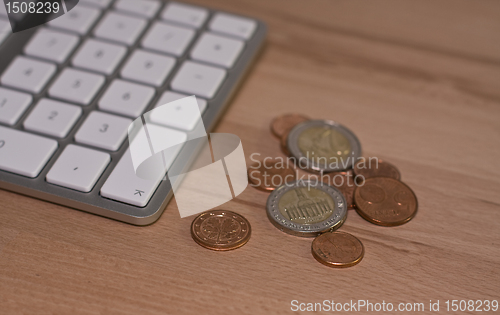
287 120 361 172
354 177 418 226
312 231 364 268
266 180 347 237
320 170 356 209
271 113 309 139
353 159 401 180
191 210 251 251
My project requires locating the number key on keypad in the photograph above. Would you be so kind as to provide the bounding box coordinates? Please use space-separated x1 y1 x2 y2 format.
49 68 105 105
0 87 32 126
0 56 56 94
23 99 82 138
120 49 175 87
49 5 101 35
99 79 155 117
0 126 58 178
191 32 244 68
142 21 195 56
209 13 257 40
161 2 208 28
94 12 147 46
115 0 161 18
73 38 127 75
24 28 79 64
75 111 132 151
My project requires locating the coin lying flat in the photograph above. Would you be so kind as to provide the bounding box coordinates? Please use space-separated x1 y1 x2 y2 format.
354 177 418 226
266 180 347 237
312 231 364 268
321 170 356 209
287 120 361 172
271 113 310 139
353 159 401 180
248 158 296 191
191 210 251 251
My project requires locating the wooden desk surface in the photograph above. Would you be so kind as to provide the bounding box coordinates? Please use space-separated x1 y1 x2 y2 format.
1 0 499 314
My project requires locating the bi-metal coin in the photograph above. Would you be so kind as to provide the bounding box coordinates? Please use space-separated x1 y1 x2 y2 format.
266 180 347 237
191 210 251 251
287 120 362 172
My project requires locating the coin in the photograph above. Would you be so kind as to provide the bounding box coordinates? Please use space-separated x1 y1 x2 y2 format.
280 131 290 156
354 177 418 226
248 158 296 191
287 120 362 172
271 113 310 139
266 180 347 237
353 159 401 180
191 210 251 251
311 231 364 268
321 170 356 209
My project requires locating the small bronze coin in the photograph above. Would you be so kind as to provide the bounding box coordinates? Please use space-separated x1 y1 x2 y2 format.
354 177 418 226
271 113 309 139
191 210 251 251
321 170 356 209
353 159 401 180
248 158 296 191
311 231 364 268
280 131 290 156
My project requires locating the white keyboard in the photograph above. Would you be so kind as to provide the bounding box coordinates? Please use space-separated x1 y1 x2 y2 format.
0 0 266 224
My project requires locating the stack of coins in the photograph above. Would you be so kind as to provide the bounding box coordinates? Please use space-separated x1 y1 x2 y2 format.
246 113 418 268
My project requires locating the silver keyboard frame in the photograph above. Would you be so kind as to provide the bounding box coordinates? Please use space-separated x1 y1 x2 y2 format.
0 0 267 225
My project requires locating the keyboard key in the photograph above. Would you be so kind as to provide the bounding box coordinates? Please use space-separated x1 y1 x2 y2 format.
191 32 244 68
120 49 175 87
24 28 79 64
161 2 208 28
79 0 112 9
75 111 132 151
99 79 155 117
0 18 11 45
100 124 186 207
115 0 161 18
49 68 105 105
94 12 147 46
23 99 82 138
0 56 56 94
149 91 207 131
142 21 194 56
171 61 226 99
0 87 32 125
0 126 58 177
72 39 127 75
49 5 100 35
209 13 257 40
46 144 110 192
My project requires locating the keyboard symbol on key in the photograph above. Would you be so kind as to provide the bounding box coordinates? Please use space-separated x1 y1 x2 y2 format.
127 95 248 218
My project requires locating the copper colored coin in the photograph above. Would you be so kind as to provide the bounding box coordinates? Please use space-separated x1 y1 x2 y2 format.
354 177 418 226
312 231 364 268
353 159 401 180
271 113 309 138
191 210 251 251
248 158 296 191
320 170 356 209
280 132 290 156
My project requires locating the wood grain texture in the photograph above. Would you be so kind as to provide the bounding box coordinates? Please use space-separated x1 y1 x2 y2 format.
1 0 499 314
